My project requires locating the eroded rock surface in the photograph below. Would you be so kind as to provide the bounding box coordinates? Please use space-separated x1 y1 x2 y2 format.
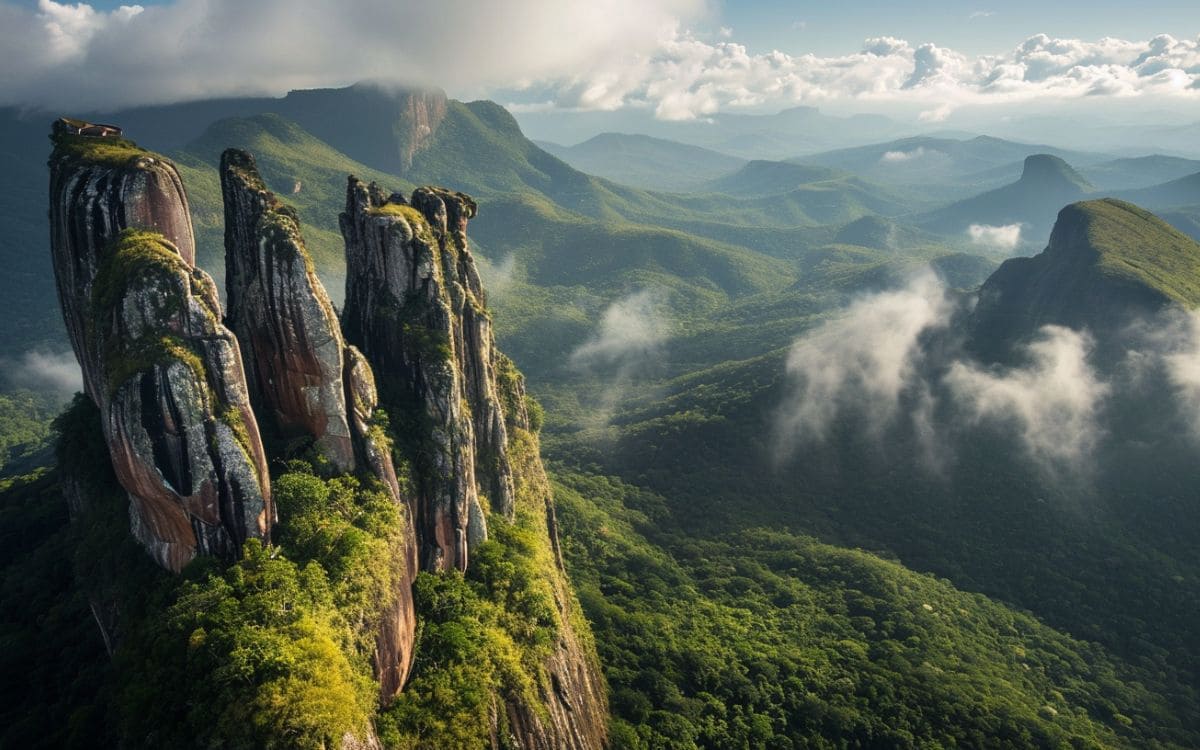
341 177 515 572
221 150 417 697
49 124 271 571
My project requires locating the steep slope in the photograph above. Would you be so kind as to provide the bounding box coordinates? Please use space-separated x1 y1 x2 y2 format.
920 154 1094 246
221 150 416 696
48 121 271 573
338 176 606 746
538 133 746 192
970 198 1200 357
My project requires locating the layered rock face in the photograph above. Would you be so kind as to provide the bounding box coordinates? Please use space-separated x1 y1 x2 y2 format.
48 124 272 572
340 177 606 747
340 178 514 572
221 148 356 468
220 149 417 697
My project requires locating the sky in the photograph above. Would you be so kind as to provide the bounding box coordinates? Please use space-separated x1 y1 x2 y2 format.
1 0 1198 131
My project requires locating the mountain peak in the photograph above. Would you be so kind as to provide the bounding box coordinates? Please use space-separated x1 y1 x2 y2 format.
970 198 1200 358
1019 153 1093 191
1046 198 1200 305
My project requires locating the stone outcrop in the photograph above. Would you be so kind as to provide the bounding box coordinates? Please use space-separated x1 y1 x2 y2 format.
220 150 417 698
49 124 272 572
221 148 356 468
340 176 606 747
340 178 515 572
969 198 1200 362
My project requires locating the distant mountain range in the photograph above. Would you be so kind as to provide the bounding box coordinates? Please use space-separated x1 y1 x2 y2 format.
536 133 745 192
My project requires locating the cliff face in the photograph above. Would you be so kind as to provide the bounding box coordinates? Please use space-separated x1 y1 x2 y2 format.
340 177 606 748
969 198 1200 361
48 123 272 572
220 149 417 698
49 121 604 747
340 178 515 573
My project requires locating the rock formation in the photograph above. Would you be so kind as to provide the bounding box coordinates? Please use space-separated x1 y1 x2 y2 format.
340 178 515 573
221 148 356 468
340 176 606 747
49 119 604 746
48 123 272 572
220 149 417 698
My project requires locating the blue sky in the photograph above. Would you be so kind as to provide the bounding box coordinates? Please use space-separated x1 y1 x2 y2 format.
719 1 1200 56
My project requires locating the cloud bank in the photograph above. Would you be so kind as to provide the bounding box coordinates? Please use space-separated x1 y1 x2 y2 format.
538 30 1200 120
773 275 1200 478
0 0 703 109
1 2 1198 119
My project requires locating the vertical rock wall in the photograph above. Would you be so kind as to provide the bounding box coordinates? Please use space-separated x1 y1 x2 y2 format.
48 124 271 572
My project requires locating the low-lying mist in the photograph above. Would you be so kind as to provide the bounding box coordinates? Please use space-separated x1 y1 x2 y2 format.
773 271 1200 483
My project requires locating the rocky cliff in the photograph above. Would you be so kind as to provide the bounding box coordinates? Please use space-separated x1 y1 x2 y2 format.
48 120 605 748
340 177 606 747
220 149 417 698
340 178 515 573
49 121 272 572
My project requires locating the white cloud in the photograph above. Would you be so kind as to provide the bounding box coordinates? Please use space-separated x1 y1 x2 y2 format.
945 326 1108 473
0 0 706 109
880 147 929 163
541 30 1200 121
969 10 996 20
1 349 83 397
773 271 949 452
968 223 1023 250
1 3 1198 120
570 289 668 424
572 289 666 368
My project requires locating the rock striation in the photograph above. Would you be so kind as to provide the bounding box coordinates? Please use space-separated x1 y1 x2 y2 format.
48 122 272 572
340 176 606 747
220 149 417 698
340 178 515 573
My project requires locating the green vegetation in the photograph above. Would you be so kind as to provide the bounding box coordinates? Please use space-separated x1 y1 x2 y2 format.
0 391 56 476
174 113 415 294
554 470 1194 748
50 132 151 168
1069 198 1200 306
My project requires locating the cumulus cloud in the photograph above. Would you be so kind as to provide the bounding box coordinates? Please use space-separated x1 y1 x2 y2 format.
773 271 949 453
968 223 1023 251
1 350 83 398
571 289 668 423
539 30 1200 120
0 0 705 109
945 326 1108 473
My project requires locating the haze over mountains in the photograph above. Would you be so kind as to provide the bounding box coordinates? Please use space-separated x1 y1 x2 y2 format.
4 72 1200 748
